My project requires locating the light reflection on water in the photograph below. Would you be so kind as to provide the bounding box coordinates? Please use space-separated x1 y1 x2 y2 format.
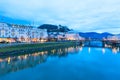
0 46 80 76
0 46 120 80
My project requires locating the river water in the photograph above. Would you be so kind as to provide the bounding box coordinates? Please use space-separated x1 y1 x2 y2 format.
0 46 120 80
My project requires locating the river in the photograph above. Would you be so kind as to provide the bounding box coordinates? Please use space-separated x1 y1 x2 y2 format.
0 45 120 80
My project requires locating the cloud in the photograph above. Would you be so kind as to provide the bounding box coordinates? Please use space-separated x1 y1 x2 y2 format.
0 0 120 33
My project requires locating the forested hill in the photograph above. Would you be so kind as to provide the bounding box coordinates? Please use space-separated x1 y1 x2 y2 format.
38 24 71 32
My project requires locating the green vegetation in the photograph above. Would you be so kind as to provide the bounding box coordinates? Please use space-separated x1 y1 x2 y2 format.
38 24 71 32
0 42 77 53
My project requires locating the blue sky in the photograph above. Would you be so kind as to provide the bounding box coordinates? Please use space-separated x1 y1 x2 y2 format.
0 0 120 33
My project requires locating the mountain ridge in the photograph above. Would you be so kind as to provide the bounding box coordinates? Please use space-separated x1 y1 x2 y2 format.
79 32 114 39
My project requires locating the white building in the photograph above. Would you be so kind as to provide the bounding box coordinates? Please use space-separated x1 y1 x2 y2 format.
48 31 84 41
107 35 120 40
0 22 48 42
65 31 84 40
48 32 66 41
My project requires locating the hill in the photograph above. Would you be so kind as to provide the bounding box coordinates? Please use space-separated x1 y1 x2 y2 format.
38 24 70 32
79 32 114 39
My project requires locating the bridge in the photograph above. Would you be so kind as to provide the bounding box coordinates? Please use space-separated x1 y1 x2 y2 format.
78 39 120 47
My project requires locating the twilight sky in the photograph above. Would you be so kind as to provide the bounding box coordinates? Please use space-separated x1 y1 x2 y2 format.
0 0 120 33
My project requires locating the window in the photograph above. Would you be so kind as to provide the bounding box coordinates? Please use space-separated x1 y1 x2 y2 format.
1 28 5 35
11 29 15 36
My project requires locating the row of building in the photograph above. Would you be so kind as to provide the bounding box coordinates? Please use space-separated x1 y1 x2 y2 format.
0 22 48 43
0 22 83 43
48 31 84 41
107 35 120 41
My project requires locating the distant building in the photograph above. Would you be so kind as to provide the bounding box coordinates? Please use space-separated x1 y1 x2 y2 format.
0 22 48 42
48 32 65 41
65 31 84 40
47 31 84 41
107 35 120 40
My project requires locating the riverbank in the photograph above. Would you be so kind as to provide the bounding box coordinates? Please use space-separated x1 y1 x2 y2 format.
0 42 79 55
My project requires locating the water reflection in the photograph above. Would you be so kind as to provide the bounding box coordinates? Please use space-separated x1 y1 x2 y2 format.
0 44 120 77
102 48 105 54
111 47 120 54
84 42 120 54
79 47 83 51
0 46 80 76
88 47 91 53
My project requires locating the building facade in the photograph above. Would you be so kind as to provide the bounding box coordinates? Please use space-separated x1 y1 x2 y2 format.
48 31 84 41
107 35 120 41
65 31 84 40
0 22 48 42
